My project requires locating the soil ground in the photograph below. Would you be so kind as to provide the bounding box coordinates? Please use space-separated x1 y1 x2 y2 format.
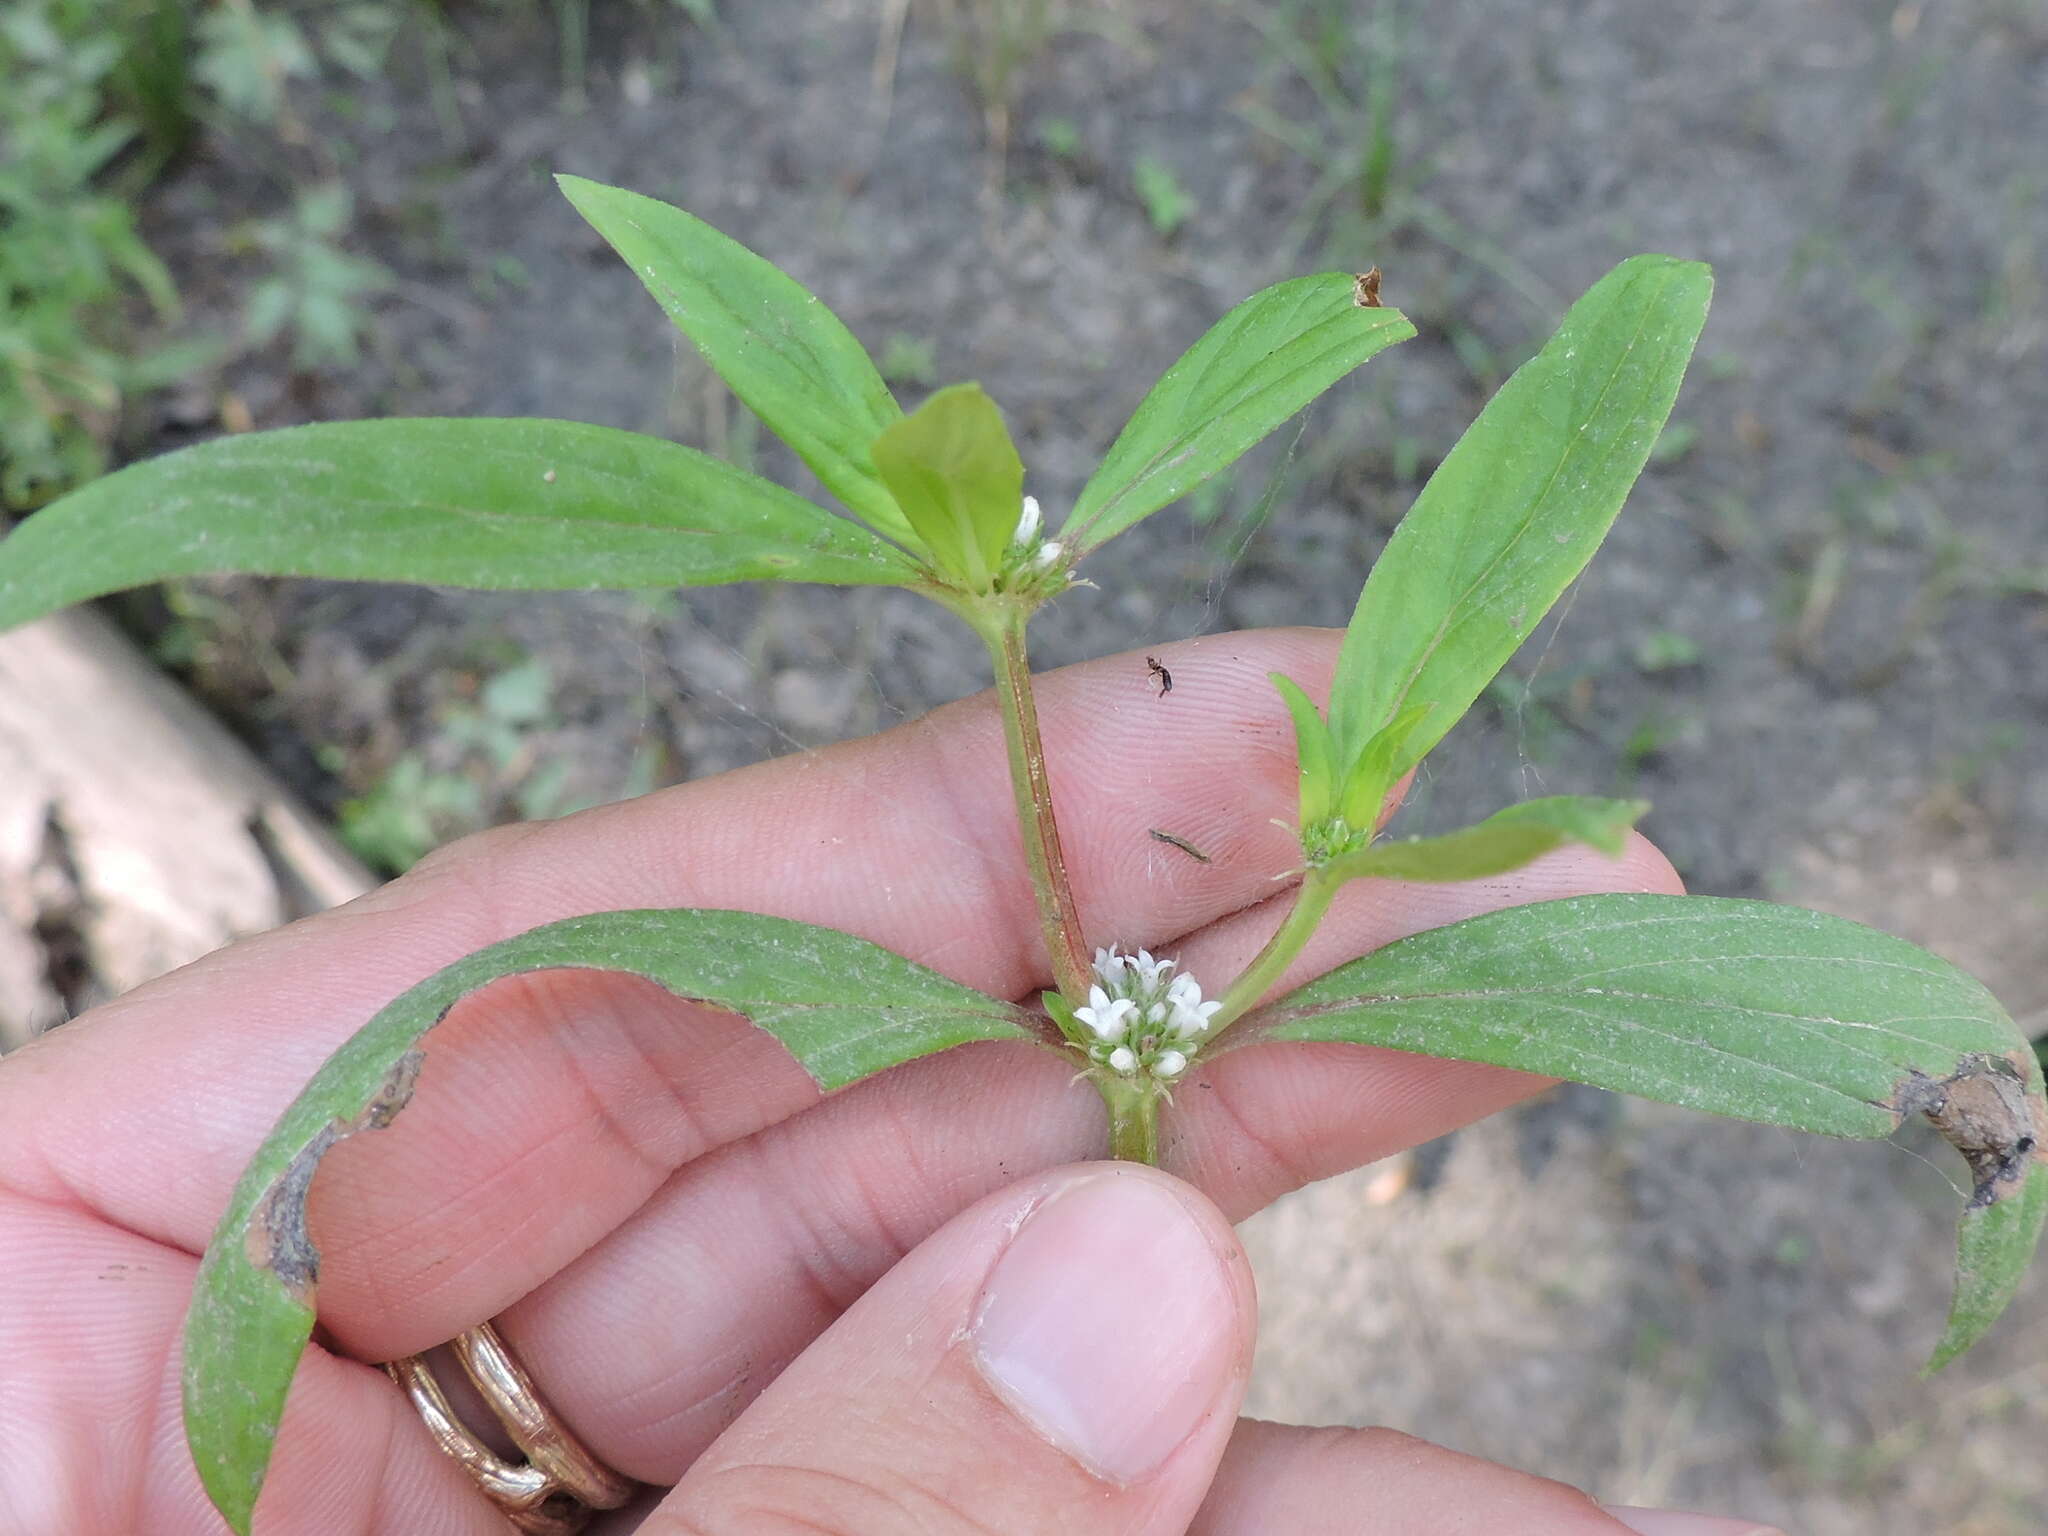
113 2 2048 1530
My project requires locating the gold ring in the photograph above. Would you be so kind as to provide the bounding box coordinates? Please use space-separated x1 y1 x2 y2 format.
386 1320 635 1534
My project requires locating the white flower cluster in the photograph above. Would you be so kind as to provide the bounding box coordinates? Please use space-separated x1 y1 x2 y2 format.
1071 946 1222 1082
1006 495 1064 573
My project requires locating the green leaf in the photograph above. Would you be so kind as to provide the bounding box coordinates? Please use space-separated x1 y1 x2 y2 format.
1041 988 1089 1049
1066 273 1415 552
1327 255 1713 773
1934 1161 2048 1372
869 383 1024 592
0 419 921 632
183 907 1036 1533
1325 796 1646 884
1270 673 1338 826
1334 701 1435 828
556 175 916 548
1252 892 2048 1366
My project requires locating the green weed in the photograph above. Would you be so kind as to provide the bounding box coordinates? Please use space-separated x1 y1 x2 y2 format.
1035 113 1082 158
879 333 940 387
0 0 416 509
0 0 209 508
1132 153 1196 237
333 654 665 872
235 184 389 370
1632 630 1702 673
332 750 485 874
1230 0 1557 330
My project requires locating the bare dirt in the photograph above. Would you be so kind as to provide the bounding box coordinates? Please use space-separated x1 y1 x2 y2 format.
120 2 2048 1530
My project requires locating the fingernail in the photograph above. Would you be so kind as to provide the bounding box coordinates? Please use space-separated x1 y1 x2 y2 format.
970 1168 1240 1484
1607 1507 1788 1536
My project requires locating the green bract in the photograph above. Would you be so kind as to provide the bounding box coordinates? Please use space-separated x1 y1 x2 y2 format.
0 175 2034 1535
1322 796 1646 884
870 383 1025 591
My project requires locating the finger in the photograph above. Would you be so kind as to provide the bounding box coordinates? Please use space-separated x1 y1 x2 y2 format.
0 1192 497 1536
460 840 1680 1481
1189 1420 1784 1535
0 628 1334 1265
647 1163 1255 1536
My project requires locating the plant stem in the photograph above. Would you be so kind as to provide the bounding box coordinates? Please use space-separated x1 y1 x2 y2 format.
977 605 1092 1002
1209 867 1340 1034
1097 1072 1161 1164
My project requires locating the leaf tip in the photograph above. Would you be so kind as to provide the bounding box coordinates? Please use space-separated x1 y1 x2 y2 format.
182 1047 428 1532
1907 1060 2048 1372
1926 1157 2048 1374
1887 1051 2045 1211
1266 670 1319 709
1594 798 1652 856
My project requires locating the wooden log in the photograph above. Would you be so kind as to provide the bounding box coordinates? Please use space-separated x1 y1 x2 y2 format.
0 607 375 1048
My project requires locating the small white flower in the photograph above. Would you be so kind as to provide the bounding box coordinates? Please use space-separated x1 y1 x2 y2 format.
1013 495 1043 546
1156 971 1221 1039
1078 944 1223 1081
1170 997 1222 1039
1001 494 1071 589
1073 986 1135 1041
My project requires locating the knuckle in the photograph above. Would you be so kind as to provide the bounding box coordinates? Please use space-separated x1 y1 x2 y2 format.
383 817 548 900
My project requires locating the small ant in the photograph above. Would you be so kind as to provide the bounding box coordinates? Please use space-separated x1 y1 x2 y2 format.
1145 656 1173 696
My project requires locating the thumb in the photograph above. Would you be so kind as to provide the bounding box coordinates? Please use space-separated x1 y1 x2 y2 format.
645 1162 1254 1535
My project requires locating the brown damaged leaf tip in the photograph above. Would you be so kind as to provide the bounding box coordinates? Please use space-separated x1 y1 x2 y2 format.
243 1050 426 1307
1889 1051 2046 1209
1353 268 1383 308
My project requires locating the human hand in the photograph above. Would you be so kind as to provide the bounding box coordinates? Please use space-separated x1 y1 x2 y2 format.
0 629 1780 1534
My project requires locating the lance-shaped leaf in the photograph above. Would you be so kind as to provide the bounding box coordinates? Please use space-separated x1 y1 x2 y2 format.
1327 255 1712 773
869 383 1024 592
1065 274 1415 553
557 175 918 549
0 418 924 633
1250 892 2048 1368
1269 669 1433 852
1325 796 1645 884
1271 673 1339 826
183 908 1038 1533
1333 701 1434 829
